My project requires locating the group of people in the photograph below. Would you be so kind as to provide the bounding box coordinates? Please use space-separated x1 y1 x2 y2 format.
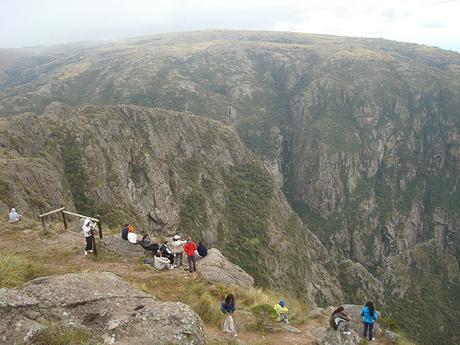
119 224 208 272
330 301 379 341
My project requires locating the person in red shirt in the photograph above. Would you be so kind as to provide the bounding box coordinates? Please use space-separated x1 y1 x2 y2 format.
183 237 197 273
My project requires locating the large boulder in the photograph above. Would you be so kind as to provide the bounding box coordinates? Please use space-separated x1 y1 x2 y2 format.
0 272 205 345
102 236 148 257
310 326 362 345
197 248 254 288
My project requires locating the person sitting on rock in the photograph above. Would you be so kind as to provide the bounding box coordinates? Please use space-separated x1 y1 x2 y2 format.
274 300 289 324
153 251 171 270
160 240 174 263
8 208 22 223
361 301 379 341
171 235 186 269
121 224 129 240
183 237 197 273
139 235 159 252
196 241 208 259
330 306 352 335
221 294 237 337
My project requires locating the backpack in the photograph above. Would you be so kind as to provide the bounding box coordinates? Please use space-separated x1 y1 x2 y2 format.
121 226 129 240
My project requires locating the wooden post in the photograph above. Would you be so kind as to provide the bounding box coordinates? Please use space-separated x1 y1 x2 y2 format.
61 211 68 230
96 215 103 239
91 229 98 256
41 217 47 235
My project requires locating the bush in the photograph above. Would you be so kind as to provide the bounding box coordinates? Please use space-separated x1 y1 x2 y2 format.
30 325 101 345
249 304 277 330
0 253 46 288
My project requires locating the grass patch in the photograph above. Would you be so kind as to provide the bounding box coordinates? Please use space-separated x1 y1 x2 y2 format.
30 325 101 345
0 253 47 288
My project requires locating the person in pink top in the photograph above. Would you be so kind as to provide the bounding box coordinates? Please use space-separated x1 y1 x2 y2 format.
183 237 197 273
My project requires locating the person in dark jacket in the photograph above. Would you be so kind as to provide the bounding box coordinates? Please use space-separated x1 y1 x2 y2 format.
121 224 129 240
139 235 159 252
221 294 237 336
160 240 174 263
361 301 379 341
329 306 352 335
197 241 208 258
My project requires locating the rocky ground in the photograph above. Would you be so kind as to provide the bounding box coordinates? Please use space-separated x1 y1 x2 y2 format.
0 221 401 345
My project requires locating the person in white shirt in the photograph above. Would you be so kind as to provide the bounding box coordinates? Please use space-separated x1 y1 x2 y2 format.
170 235 186 269
9 208 22 223
82 218 94 256
154 251 171 270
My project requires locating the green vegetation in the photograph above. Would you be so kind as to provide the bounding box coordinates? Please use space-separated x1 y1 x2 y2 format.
0 253 47 288
178 190 209 238
223 163 274 285
30 325 101 345
249 304 278 330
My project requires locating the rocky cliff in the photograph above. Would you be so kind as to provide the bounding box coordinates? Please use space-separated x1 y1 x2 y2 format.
0 30 458 344
0 104 342 306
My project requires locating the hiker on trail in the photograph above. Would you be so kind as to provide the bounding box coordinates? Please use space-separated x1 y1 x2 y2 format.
330 306 352 335
153 251 172 270
121 224 129 240
8 208 22 223
361 301 379 341
221 294 237 337
171 235 186 269
274 300 289 324
183 237 197 273
139 235 159 252
160 240 174 263
196 241 208 259
82 218 94 256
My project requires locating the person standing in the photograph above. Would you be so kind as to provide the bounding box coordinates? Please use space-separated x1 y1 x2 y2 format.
82 218 94 256
361 301 379 341
171 235 186 269
221 294 237 336
274 300 289 324
183 237 197 273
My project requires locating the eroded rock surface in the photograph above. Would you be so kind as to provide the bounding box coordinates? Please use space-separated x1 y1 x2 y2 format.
197 248 255 288
0 272 205 345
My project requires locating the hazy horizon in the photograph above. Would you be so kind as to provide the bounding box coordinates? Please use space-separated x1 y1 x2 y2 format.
1 0 459 52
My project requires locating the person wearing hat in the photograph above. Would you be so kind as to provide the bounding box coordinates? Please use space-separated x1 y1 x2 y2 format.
9 208 22 223
170 235 186 269
274 300 289 323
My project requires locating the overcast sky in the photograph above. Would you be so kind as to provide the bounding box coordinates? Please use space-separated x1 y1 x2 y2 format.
1 0 459 51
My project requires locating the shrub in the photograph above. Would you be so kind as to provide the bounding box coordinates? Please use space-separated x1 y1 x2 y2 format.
249 304 277 330
0 253 46 288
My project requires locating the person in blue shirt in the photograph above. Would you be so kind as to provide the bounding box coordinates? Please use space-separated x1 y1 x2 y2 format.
361 301 379 341
221 294 237 336
197 241 208 258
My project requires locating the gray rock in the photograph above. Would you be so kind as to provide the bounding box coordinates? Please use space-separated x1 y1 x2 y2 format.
384 329 398 343
197 248 254 288
310 326 362 345
0 272 205 345
102 236 148 257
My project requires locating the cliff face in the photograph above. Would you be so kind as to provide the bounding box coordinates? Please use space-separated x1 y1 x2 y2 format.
0 31 458 344
0 104 342 306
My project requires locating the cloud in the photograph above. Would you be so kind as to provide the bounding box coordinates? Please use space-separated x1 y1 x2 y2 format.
0 0 459 51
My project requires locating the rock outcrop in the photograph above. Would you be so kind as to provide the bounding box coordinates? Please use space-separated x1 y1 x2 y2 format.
310 326 362 345
197 248 254 288
0 272 206 345
102 236 148 257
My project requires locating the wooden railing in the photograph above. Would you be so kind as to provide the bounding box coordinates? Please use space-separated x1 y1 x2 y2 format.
38 206 103 255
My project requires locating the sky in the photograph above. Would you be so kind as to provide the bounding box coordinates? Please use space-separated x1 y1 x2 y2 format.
0 0 459 51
